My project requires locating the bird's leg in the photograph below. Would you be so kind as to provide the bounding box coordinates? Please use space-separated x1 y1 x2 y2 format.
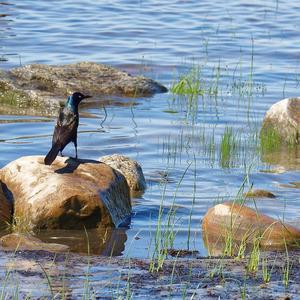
60 151 64 157
74 141 78 160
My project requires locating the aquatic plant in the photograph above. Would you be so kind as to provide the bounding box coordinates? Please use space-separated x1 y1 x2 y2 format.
219 126 240 168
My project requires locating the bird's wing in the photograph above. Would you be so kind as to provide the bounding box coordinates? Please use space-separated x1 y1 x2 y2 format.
52 108 78 147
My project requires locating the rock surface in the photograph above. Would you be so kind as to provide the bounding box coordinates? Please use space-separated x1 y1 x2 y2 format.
99 154 146 196
202 202 300 249
0 156 131 230
261 97 300 144
0 233 69 252
0 62 168 111
0 247 299 299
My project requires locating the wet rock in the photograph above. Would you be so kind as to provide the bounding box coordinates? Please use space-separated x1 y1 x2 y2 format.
0 62 167 111
0 183 12 226
202 202 300 249
280 181 300 189
0 156 131 230
243 189 276 199
99 154 146 197
0 233 69 252
167 248 199 257
261 97 300 145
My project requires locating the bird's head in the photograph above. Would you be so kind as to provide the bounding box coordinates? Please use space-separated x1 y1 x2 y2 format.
71 92 92 104
66 92 92 110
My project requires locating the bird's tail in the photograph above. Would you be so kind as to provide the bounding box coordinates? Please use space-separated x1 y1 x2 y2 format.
44 143 60 165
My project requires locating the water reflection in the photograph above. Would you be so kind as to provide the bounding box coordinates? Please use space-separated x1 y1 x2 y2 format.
261 145 300 170
38 227 128 256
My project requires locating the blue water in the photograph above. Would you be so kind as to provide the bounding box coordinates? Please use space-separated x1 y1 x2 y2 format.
1 0 300 258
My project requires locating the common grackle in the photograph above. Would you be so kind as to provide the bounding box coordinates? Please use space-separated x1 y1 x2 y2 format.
44 92 91 165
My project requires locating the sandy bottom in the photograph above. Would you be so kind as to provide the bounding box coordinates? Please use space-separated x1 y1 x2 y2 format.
0 249 298 299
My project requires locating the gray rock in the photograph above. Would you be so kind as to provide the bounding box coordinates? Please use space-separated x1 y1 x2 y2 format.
0 62 168 113
100 154 146 197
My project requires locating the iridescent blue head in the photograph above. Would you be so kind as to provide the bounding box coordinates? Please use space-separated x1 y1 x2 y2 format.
66 92 92 112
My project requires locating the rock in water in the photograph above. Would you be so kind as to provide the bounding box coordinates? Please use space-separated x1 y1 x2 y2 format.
0 62 168 111
202 202 300 250
99 154 146 197
0 156 131 230
243 189 276 199
261 97 300 145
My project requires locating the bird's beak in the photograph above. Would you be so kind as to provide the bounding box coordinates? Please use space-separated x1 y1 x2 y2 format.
83 95 92 99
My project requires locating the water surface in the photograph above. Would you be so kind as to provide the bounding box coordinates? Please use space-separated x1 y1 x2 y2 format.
1 0 300 259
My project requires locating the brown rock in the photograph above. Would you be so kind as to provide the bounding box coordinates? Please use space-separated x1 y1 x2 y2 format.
202 202 300 249
261 97 300 145
0 156 131 230
0 233 69 252
243 189 276 199
99 154 146 197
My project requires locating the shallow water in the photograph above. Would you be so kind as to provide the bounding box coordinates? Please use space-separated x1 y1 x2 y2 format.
1 0 300 259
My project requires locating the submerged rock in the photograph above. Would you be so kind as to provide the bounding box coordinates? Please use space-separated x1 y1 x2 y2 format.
37 227 127 256
0 62 168 112
0 233 69 252
261 97 300 145
243 189 276 199
99 154 146 197
0 156 131 230
202 202 300 250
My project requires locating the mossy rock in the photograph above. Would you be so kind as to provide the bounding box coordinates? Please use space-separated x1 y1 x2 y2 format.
0 62 168 115
261 97 300 146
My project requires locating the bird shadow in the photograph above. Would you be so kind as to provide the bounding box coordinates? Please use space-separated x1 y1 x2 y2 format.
55 157 101 174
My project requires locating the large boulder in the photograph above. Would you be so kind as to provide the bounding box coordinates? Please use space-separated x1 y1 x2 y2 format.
99 154 146 197
0 156 131 230
0 62 168 113
261 97 300 145
202 202 300 250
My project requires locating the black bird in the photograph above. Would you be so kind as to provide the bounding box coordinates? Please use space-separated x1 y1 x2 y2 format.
44 92 91 165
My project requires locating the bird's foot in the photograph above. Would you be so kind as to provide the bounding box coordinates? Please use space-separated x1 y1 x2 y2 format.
70 156 79 161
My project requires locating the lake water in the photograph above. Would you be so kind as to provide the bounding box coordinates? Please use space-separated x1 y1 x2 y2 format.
1 0 300 259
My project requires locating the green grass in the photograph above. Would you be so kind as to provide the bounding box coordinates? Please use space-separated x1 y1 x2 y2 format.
220 126 241 168
170 66 205 97
260 126 282 152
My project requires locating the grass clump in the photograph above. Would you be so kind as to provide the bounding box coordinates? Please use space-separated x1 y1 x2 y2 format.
260 126 282 152
220 126 240 168
7 214 33 234
171 66 205 97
